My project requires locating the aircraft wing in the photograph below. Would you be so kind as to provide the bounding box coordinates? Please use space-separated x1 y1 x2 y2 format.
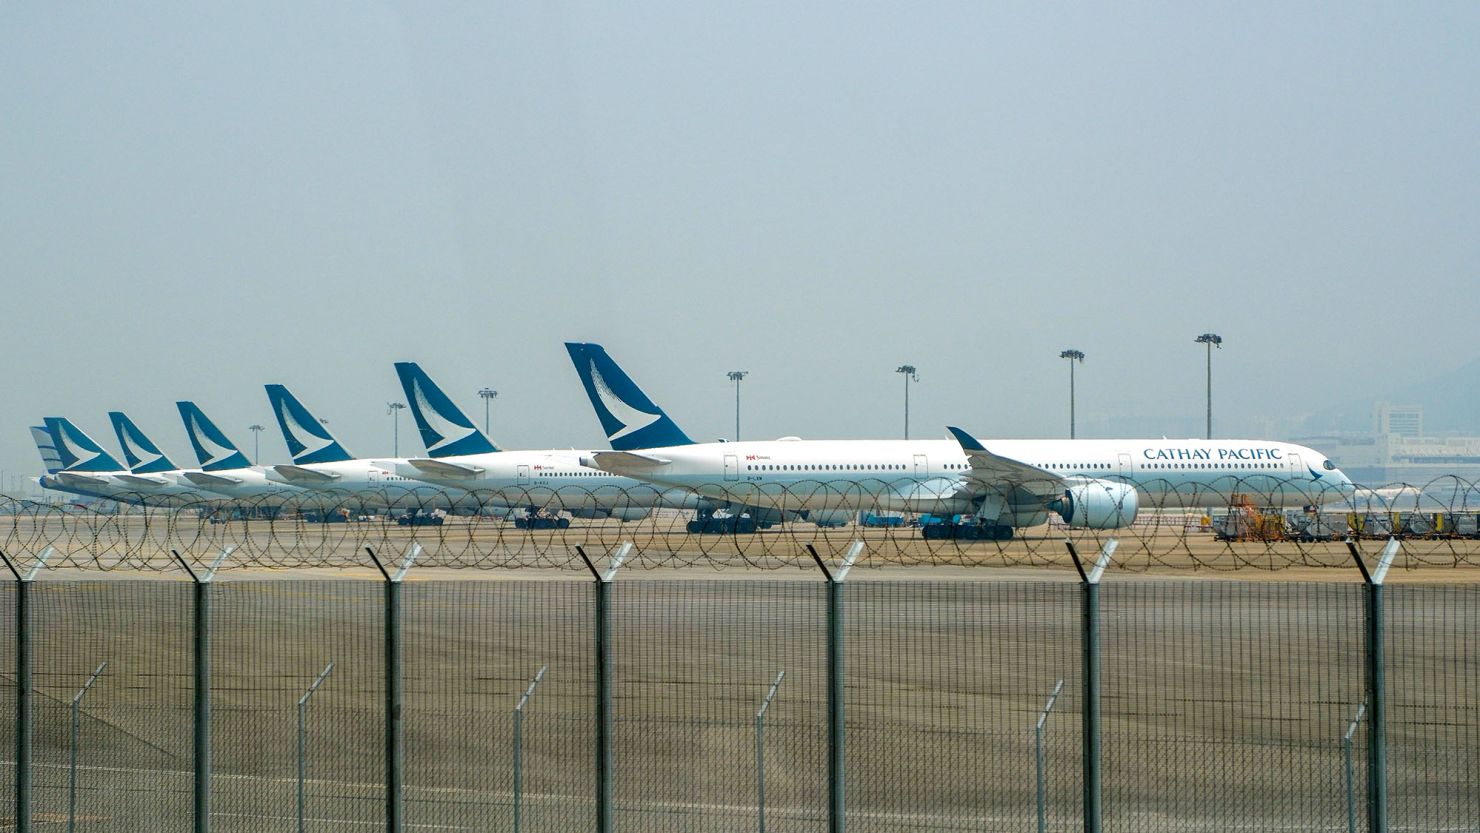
115 474 169 488
584 450 671 473
947 426 1064 498
56 472 110 487
405 458 485 478
184 471 244 488
272 464 341 484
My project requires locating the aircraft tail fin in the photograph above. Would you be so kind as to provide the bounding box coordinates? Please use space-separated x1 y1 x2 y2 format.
30 425 64 475
176 402 252 471
392 362 500 458
43 417 125 472
264 384 354 464
564 343 694 450
108 412 179 473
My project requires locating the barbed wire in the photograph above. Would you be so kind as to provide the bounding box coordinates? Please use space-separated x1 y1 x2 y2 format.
5 475 1480 574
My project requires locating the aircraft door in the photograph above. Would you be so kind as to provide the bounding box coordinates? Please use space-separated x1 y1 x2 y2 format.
1288 453 1303 478
913 454 928 480
1117 453 1132 480
724 454 739 482
517 465 530 484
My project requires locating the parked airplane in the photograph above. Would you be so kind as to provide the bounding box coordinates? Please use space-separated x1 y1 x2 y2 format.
176 401 317 506
31 425 63 477
37 417 197 506
377 361 698 524
106 412 215 504
564 343 694 451
564 343 846 530
31 423 107 502
571 345 1356 538
262 384 477 515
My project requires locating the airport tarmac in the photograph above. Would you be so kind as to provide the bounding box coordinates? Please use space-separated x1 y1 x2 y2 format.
12 511 1480 583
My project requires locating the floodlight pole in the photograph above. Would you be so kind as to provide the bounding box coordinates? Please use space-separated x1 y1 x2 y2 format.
1194 333 1222 439
895 366 918 440
728 371 748 441
478 388 498 436
387 402 407 456
247 424 264 465
1060 350 1085 439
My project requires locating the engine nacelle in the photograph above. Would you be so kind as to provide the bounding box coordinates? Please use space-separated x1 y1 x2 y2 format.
1053 480 1139 529
804 509 853 528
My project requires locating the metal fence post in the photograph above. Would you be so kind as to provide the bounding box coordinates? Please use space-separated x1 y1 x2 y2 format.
1349 538 1397 833
1343 702 1366 833
808 540 863 833
68 661 108 833
1036 678 1065 833
576 542 631 833
174 546 233 833
1067 538 1116 833
1 546 52 833
367 542 420 833
755 670 785 833
513 664 548 833
297 662 335 833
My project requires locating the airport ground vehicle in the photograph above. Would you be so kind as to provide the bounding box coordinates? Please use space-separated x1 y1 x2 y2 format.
513 510 569 530
859 512 906 528
302 507 360 524
685 509 757 534
396 510 446 527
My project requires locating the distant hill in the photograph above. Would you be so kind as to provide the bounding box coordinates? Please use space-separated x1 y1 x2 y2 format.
1299 357 1480 436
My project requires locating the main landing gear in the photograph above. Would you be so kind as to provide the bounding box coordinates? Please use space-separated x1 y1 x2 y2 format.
513 509 570 530
921 521 1014 541
685 507 766 534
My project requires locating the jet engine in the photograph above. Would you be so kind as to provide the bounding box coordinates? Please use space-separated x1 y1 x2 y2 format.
804 509 853 528
1052 480 1139 529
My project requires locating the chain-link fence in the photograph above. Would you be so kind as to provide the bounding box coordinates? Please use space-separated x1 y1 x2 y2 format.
12 475 1480 572
0 542 1473 832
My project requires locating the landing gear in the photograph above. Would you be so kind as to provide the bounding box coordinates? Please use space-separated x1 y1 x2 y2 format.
685 508 759 534
513 509 570 530
921 521 1014 541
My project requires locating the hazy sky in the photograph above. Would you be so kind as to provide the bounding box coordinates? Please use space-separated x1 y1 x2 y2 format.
3 2 1477 490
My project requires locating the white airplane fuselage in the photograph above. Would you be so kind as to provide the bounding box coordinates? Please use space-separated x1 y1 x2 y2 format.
388 449 702 516
587 438 1355 522
181 466 315 506
267 458 480 513
48 470 208 507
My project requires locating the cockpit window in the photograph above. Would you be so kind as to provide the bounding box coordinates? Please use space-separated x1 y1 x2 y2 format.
1322 460 1337 471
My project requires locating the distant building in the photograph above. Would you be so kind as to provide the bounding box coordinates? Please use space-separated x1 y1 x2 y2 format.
1373 402 1423 439
1299 428 1480 486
